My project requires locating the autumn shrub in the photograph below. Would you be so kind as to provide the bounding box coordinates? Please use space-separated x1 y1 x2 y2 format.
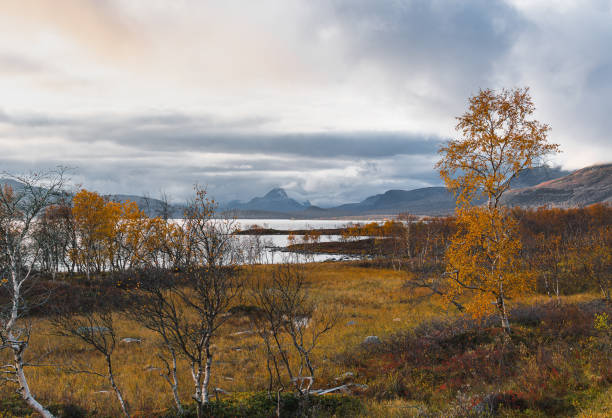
338 299 612 416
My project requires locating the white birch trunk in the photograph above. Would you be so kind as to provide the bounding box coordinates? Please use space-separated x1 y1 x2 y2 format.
191 362 203 418
11 335 55 418
160 350 183 414
107 356 130 418
202 347 213 404
6 270 55 418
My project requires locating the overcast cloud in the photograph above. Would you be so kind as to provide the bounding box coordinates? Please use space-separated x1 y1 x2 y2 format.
0 0 610 205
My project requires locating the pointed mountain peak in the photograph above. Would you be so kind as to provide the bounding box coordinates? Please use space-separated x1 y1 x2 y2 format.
264 188 289 200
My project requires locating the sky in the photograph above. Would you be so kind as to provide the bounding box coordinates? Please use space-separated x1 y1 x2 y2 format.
0 0 611 206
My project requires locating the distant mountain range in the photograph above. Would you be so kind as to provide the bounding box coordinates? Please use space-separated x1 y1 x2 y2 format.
220 164 591 218
2 164 609 218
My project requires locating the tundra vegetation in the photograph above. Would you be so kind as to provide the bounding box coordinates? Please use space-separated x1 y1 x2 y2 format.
1 88 611 417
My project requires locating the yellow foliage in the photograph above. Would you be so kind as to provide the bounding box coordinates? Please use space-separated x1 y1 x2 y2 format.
445 206 531 318
436 87 559 209
436 87 558 326
72 189 164 272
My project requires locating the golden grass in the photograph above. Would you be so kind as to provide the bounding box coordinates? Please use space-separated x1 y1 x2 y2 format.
0 262 608 416
0 263 421 415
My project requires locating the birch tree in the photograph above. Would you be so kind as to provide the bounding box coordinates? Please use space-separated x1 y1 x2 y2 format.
0 168 67 418
52 307 131 417
250 263 338 399
164 186 244 417
436 87 559 332
127 268 185 415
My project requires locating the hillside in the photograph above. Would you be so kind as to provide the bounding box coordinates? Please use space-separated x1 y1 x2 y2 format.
107 194 185 218
329 187 457 216
503 163 612 208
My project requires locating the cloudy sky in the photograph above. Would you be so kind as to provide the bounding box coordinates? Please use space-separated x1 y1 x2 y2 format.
1 0 611 205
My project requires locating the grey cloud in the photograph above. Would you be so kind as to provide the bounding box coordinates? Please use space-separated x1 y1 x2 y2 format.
2 0 610 205
0 131 443 206
320 0 526 93
0 110 444 159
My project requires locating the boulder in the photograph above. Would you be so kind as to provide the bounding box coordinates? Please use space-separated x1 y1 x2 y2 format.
363 335 381 345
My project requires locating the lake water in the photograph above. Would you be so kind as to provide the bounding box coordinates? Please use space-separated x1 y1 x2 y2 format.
169 219 378 263
234 219 377 263
233 219 378 230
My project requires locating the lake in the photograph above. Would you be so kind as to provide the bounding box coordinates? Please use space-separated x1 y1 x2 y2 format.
234 219 377 263
168 218 379 263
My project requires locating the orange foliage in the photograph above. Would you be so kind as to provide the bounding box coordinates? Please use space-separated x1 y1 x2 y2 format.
437 87 559 330
437 87 559 209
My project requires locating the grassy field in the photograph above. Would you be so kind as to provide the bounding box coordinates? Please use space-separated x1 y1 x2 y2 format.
1 262 610 417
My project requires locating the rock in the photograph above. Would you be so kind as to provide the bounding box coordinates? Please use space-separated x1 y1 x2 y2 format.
363 335 381 345
121 337 141 344
346 320 356 326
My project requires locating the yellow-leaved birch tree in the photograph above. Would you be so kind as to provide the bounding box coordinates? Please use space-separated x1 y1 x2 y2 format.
436 87 559 332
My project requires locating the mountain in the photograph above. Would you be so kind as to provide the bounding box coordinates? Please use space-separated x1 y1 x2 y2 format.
508 165 571 188
315 165 573 216
223 188 312 213
216 165 584 217
3 164 606 219
330 187 457 216
107 194 185 218
503 163 612 208
0 178 27 191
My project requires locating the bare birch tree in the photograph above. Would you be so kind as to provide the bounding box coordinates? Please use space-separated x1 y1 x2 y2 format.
250 263 338 401
52 307 130 417
127 268 185 415
0 168 68 418
161 186 244 417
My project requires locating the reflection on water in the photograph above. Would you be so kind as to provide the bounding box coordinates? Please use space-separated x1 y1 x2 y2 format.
233 219 378 231
168 219 376 264
232 219 376 263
